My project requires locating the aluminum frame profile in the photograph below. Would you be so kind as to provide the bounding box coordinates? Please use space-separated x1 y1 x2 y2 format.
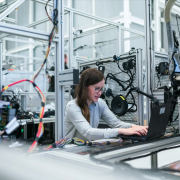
2 53 43 61
3 37 44 45
34 0 144 37
58 69 79 86
0 0 25 21
178 97 180 130
0 17 52 39
0 0 16 13
55 0 65 141
25 17 51 28
136 49 144 125
69 11 73 69
73 35 143 54
2 53 44 70
0 39 2 91
117 26 121 54
144 0 152 124
78 51 137 66
3 18 16 23
0 22 58 41
74 25 117 39
64 6 145 37
93 136 180 163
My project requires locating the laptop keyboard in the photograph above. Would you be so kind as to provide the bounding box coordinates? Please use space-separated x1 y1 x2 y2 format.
118 135 147 141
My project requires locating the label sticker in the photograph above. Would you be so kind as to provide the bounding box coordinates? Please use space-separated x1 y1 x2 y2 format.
159 107 165 114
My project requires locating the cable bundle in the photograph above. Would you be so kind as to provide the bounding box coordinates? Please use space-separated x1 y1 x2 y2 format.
0 0 58 153
86 139 123 147
44 138 123 150
72 137 86 146
104 56 137 113
164 127 179 138
44 137 72 150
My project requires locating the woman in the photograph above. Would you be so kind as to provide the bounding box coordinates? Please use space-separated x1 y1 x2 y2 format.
65 68 148 141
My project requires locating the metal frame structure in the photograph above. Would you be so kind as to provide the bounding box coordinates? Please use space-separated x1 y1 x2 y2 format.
0 0 25 21
0 1 62 142
2 53 44 70
1 0 178 142
0 39 2 91
0 0 146 142
91 136 180 168
1 0 180 173
145 0 152 124
78 49 144 125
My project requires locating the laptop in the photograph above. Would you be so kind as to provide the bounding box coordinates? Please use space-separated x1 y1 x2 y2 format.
118 103 172 141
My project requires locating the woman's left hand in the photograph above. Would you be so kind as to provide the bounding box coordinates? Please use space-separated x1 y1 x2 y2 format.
131 125 148 136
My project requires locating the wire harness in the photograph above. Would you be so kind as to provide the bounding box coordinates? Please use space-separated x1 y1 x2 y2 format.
0 0 58 153
43 137 123 150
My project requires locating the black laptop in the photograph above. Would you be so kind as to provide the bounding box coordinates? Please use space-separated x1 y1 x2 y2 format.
118 103 172 141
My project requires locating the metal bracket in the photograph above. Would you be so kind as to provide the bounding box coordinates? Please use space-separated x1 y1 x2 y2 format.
58 69 79 86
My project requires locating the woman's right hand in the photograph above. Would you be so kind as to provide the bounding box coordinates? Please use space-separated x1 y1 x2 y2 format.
118 128 142 136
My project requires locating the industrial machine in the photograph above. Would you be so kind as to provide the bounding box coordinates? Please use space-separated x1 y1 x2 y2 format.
164 0 180 128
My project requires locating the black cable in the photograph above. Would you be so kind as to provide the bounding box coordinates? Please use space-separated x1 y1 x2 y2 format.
127 92 137 112
45 0 52 23
173 114 179 122
105 71 134 92
156 73 161 88
104 56 137 112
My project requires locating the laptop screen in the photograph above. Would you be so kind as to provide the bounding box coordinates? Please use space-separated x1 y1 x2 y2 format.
146 103 171 140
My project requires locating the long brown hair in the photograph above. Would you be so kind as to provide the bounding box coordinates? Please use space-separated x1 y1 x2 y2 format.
75 68 104 123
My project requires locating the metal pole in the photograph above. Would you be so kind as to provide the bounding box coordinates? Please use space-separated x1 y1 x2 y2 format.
55 0 65 141
117 25 121 54
136 49 144 125
0 39 2 91
69 11 73 69
152 50 155 90
178 97 180 131
145 0 152 124
151 153 158 169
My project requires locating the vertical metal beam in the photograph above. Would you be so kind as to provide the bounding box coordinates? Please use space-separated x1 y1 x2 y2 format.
145 0 152 124
154 0 161 51
0 0 25 21
136 49 144 125
123 0 130 52
151 153 158 169
0 39 2 91
69 11 73 69
151 50 155 90
117 25 121 54
178 97 180 131
55 0 65 141
92 0 96 59
29 0 34 72
21 95 26 111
